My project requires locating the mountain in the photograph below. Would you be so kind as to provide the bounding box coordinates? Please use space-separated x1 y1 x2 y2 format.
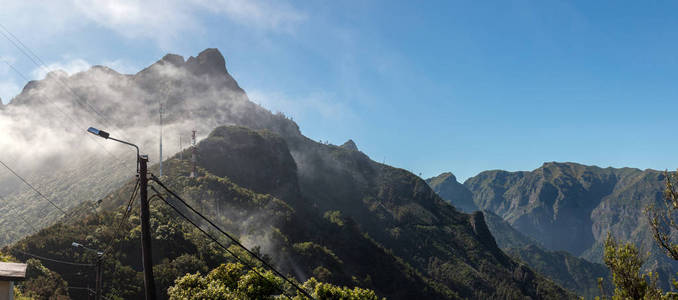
0 48 296 245
430 162 678 290
483 210 612 298
0 49 574 298
428 171 616 298
426 172 477 213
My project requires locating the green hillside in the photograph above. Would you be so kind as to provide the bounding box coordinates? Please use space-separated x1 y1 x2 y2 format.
5 126 574 299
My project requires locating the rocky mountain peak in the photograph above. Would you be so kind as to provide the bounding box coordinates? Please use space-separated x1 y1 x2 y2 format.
426 172 477 213
160 53 185 67
340 139 358 151
186 48 228 77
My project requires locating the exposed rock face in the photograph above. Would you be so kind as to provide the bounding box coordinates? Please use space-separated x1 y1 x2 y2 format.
464 162 627 256
469 211 505 260
460 162 678 289
426 172 477 212
193 126 300 199
340 139 358 151
482 210 612 298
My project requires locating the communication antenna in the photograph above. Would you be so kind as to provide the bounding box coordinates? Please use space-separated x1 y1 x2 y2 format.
179 135 183 160
159 102 163 177
190 130 197 177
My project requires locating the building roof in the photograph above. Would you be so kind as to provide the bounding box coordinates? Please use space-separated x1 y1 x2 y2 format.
0 262 27 281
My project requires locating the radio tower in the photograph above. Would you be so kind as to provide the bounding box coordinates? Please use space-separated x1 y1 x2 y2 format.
159 102 163 177
190 130 197 177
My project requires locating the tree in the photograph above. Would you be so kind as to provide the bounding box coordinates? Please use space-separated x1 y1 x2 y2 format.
647 171 678 260
168 262 383 300
602 233 663 300
20 259 70 300
597 170 678 299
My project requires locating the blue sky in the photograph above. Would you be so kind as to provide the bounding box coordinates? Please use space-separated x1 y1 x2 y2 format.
1 0 678 181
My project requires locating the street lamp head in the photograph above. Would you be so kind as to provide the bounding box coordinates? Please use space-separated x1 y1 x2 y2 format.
87 127 110 139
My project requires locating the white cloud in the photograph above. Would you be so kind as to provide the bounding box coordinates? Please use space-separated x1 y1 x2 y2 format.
101 59 141 75
0 80 20 104
30 58 91 79
28 57 142 80
193 0 306 32
1 0 305 47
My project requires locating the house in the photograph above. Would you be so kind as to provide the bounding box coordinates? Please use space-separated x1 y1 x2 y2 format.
0 262 27 300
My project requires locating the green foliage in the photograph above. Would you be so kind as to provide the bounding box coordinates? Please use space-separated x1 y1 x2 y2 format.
20 258 69 300
168 262 382 300
154 254 209 299
3 125 579 300
602 233 664 300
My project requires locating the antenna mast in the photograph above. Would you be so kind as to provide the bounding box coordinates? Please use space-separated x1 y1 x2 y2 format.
190 130 197 177
159 102 163 177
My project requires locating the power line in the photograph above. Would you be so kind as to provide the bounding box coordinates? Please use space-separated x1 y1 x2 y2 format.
0 57 132 170
101 179 140 257
0 23 133 144
13 249 94 267
149 178 315 299
0 55 134 219
67 287 113 300
148 187 296 300
0 194 38 232
0 159 67 215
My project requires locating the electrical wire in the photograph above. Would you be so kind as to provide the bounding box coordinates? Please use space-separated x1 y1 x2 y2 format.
13 249 94 267
0 194 38 232
148 187 297 300
101 179 140 257
0 23 133 144
67 287 112 300
149 180 315 299
0 159 67 215
0 56 130 165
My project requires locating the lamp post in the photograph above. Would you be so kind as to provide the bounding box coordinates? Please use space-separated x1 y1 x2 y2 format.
72 242 103 300
87 127 156 300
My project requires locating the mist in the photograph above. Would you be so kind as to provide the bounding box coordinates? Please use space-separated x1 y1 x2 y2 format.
0 48 295 245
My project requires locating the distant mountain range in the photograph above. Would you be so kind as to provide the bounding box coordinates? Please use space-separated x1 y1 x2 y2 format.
0 49 574 298
429 162 678 292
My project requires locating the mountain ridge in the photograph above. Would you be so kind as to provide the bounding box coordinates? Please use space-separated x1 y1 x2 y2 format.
0 48 574 298
430 161 678 291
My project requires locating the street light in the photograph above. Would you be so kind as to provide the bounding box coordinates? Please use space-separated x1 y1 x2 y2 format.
72 242 104 256
88 127 139 173
86 127 156 300
72 241 103 300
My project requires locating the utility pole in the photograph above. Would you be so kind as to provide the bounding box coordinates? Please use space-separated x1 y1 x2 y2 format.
72 241 104 300
86 127 156 300
95 256 102 300
139 155 156 300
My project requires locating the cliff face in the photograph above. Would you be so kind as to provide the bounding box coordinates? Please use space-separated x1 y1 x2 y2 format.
463 162 658 256
426 172 477 212
429 170 616 297
457 162 678 290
